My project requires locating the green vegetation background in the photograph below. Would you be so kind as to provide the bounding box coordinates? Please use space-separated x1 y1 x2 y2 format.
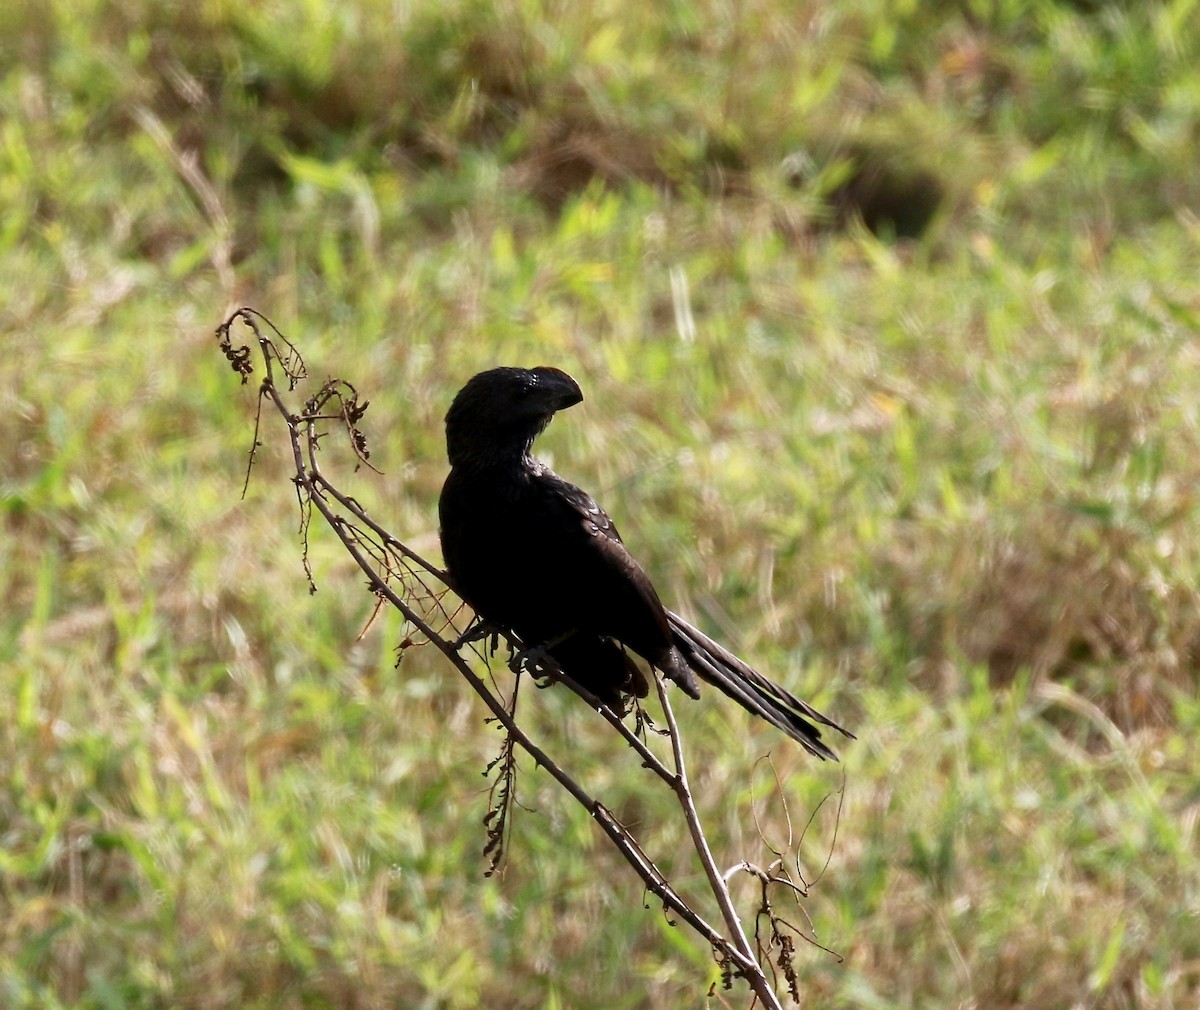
3 0 1199 1006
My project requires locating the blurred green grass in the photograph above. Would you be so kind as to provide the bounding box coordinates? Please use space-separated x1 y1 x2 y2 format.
2 0 1199 1007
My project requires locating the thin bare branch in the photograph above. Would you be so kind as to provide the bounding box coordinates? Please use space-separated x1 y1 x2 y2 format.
652 673 783 1009
214 307 834 1006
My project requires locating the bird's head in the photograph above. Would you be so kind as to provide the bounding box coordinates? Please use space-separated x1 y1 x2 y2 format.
445 366 583 467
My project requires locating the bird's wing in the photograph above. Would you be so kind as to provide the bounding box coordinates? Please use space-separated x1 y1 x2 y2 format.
543 474 626 545
537 474 695 685
539 477 847 754
538 475 662 617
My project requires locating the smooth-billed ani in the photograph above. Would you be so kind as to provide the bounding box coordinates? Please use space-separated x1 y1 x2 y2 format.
438 366 851 759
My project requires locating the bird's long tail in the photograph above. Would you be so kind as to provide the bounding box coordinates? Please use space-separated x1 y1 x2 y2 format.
666 610 854 761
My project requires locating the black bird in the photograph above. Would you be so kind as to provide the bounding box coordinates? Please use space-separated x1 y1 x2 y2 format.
438 366 852 759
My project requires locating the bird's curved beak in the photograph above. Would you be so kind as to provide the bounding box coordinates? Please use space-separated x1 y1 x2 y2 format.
534 367 584 411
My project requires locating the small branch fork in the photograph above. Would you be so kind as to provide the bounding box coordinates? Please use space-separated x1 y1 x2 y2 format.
216 307 836 1008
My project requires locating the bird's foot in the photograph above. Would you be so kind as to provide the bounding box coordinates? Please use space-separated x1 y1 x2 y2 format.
452 619 504 653
509 630 577 675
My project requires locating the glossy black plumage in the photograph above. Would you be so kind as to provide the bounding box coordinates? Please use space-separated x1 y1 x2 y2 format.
437 366 851 759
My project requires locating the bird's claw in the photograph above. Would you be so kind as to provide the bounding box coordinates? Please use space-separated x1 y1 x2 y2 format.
510 640 562 675
510 642 549 674
509 630 577 675
452 619 503 653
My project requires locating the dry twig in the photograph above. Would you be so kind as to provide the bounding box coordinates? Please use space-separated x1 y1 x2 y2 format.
215 306 836 1007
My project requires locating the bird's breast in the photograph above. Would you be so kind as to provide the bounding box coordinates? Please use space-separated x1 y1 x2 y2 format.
439 469 574 636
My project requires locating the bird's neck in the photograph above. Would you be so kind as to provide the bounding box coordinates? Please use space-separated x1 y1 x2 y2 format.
447 437 539 473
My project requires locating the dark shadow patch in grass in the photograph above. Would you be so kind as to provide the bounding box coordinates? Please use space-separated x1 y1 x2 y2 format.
827 148 946 240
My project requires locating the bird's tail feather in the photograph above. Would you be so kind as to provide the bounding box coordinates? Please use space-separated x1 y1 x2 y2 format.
666 610 854 761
